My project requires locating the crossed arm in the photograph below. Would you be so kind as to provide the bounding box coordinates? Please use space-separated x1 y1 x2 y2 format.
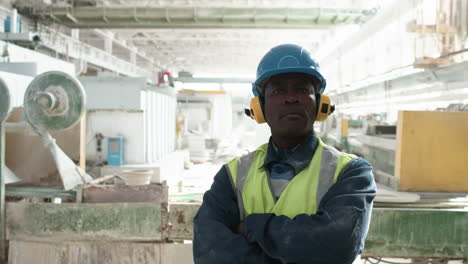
193 158 376 264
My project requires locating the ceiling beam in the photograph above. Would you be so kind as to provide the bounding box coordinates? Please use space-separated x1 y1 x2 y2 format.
113 30 323 42
23 6 377 29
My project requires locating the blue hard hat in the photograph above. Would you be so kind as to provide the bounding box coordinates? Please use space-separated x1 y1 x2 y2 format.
252 44 326 97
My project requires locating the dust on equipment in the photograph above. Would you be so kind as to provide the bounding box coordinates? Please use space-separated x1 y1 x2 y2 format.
0 72 194 264
0 71 94 262
23 71 92 190
1 72 92 190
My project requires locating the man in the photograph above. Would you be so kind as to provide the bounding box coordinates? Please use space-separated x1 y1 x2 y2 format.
193 44 376 264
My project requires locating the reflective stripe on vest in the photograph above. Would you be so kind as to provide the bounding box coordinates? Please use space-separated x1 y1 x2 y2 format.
226 138 356 220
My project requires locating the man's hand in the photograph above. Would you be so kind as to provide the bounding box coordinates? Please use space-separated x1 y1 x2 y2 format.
235 222 243 235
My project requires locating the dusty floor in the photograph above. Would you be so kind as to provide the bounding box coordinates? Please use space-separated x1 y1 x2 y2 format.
169 162 223 202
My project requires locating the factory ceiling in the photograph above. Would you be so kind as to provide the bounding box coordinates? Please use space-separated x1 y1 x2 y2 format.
14 0 381 77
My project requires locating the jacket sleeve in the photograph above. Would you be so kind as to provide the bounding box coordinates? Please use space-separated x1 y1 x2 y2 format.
242 158 376 264
193 165 265 264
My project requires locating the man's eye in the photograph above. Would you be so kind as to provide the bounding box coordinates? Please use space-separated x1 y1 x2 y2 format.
297 88 309 94
271 89 283 95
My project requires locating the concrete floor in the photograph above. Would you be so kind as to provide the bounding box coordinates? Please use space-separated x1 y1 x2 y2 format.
169 162 223 202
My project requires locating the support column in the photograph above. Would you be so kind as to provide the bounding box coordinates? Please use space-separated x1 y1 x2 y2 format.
104 38 113 55
10 9 17 33
71 29 79 40
0 122 6 262
130 49 137 65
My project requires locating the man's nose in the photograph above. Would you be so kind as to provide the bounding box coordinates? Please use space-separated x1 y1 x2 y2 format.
284 92 299 104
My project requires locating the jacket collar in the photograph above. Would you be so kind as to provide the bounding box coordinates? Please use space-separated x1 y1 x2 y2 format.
262 132 318 174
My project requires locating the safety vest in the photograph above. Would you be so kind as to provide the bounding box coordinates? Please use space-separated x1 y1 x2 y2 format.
226 138 356 220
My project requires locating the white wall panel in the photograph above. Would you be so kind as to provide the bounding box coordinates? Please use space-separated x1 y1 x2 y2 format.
86 110 145 164
80 76 176 164
210 94 233 139
142 88 176 163
79 76 145 110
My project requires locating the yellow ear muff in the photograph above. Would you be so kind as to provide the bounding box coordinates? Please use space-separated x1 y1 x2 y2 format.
246 96 266 124
316 94 335 122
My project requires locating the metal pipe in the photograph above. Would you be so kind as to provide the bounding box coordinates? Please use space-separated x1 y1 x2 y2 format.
0 121 6 262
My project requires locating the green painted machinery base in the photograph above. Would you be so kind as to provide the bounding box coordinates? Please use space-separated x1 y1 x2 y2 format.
5 202 468 258
7 202 163 241
364 208 468 258
6 187 77 199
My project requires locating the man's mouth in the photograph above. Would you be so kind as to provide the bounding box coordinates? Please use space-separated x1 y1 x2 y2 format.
281 111 306 119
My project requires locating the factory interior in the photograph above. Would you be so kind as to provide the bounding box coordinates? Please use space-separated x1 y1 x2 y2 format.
0 0 467 263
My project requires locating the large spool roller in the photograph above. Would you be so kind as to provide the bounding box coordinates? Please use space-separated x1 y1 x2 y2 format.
0 78 11 123
1 72 90 189
24 71 86 131
22 71 91 190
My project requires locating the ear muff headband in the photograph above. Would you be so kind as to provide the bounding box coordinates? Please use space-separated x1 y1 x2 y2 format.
246 94 334 124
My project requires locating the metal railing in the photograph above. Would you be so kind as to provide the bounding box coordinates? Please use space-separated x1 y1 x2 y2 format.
39 27 153 77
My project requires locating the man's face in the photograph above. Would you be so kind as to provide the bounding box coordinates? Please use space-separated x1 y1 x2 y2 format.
263 72 317 139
